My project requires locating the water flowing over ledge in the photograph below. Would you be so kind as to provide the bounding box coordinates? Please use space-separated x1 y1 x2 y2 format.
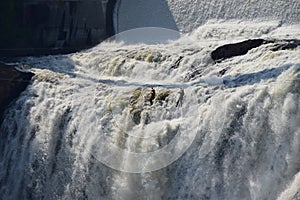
1 5 300 200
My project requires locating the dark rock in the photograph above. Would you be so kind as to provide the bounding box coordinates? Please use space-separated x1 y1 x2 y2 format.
270 39 300 51
0 0 117 57
218 68 228 76
106 0 118 37
211 39 300 62
170 56 184 69
0 63 34 124
184 68 203 81
211 39 266 62
131 109 142 125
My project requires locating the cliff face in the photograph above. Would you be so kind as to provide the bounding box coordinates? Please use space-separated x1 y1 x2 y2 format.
0 0 114 57
0 63 34 124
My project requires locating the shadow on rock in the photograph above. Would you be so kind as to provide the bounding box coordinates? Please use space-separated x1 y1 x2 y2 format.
0 63 34 124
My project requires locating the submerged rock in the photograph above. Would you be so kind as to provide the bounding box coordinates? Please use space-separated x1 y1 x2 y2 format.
170 56 184 69
270 39 300 51
0 63 34 124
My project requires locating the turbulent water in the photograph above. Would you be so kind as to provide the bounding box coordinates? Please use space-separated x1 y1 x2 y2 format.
1 1 300 200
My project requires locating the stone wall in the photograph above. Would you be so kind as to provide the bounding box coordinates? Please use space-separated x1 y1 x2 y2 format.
0 0 114 57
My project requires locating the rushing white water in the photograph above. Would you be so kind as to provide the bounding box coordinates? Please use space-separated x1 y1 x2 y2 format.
1 1 300 199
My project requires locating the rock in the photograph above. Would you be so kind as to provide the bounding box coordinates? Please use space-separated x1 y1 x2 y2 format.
211 39 300 62
156 89 170 102
0 63 34 124
128 50 167 63
131 109 142 125
0 0 114 57
170 56 184 69
270 39 300 51
211 39 266 62
218 68 228 76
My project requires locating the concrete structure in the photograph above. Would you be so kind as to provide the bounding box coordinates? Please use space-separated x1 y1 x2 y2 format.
0 0 116 57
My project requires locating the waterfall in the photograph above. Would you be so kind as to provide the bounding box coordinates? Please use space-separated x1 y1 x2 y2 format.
0 12 300 200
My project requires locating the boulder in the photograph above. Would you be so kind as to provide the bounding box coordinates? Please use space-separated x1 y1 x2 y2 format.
211 39 300 62
0 63 34 124
211 39 266 62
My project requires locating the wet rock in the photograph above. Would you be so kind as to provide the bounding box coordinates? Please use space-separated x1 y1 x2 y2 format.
131 109 142 125
211 39 300 62
176 89 184 107
156 89 170 102
0 63 34 124
170 56 184 69
127 50 167 63
211 39 266 62
218 68 228 76
270 39 300 51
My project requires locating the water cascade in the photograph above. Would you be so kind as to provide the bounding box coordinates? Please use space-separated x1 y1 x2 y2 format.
0 1 300 199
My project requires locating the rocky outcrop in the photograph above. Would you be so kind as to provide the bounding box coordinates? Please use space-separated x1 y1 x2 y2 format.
0 0 115 57
270 39 300 51
211 39 300 62
211 39 266 62
0 63 34 124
